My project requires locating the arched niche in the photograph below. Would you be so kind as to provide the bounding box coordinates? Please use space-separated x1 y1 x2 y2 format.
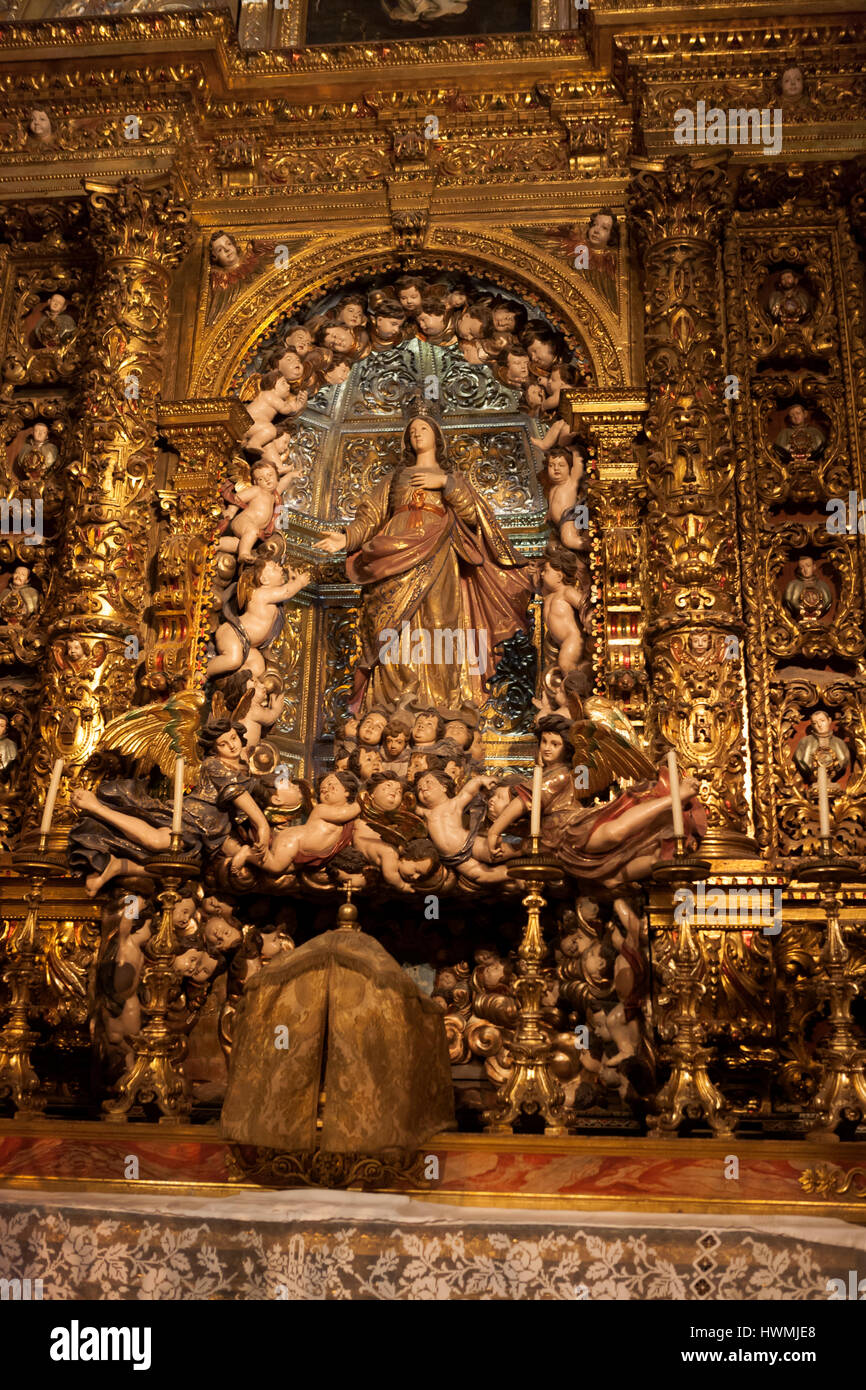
190 225 627 398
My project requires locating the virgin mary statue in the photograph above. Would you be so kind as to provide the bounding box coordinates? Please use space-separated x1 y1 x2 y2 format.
315 406 532 712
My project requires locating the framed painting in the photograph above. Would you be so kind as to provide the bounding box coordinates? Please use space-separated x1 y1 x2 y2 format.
304 0 535 46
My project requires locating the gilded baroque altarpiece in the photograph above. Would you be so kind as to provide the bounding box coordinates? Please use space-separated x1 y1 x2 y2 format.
0 2 864 1184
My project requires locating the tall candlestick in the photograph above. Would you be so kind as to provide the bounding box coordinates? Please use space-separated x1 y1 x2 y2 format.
667 750 685 840
39 757 64 838
172 756 185 837
530 762 543 840
816 763 831 843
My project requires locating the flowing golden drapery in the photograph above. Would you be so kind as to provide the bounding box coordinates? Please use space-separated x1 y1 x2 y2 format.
345 467 532 710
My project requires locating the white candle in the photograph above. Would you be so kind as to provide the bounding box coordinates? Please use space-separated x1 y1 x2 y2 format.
530 762 543 839
816 763 831 842
172 756 185 836
667 750 685 839
40 757 64 837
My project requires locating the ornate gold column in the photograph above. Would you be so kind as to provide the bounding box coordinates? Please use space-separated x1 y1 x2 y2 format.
630 155 755 860
25 178 193 850
564 389 649 731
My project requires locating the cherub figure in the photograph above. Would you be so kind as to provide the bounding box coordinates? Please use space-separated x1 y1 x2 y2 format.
54 636 105 679
234 769 360 876
173 947 219 987
415 769 515 886
539 447 587 551
411 708 445 749
357 709 388 747
218 459 303 563
172 895 201 941
208 558 311 680
26 108 54 147
353 772 416 892
216 667 284 749
347 745 383 782
241 374 307 451
540 553 588 674
381 719 411 773
256 430 295 474
500 348 531 388
96 894 153 1070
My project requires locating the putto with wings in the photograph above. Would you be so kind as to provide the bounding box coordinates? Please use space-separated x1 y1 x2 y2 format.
515 210 620 313
66 692 273 897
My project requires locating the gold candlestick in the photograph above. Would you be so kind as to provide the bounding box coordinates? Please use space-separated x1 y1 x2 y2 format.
102 844 200 1125
0 841 62 1117
646 846 735 1138
797 850 866 1141
483 836 570 1136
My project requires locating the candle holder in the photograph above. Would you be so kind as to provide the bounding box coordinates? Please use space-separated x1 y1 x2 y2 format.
0 840 63 1118
646 846 736 1138
483 837 570 1136
102 844 200 1125
797 849 866 1141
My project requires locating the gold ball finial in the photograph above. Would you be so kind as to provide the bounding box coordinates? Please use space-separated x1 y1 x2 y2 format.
336 881 360 931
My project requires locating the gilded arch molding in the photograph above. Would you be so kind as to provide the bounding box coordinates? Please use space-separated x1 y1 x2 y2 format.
189 225 628 397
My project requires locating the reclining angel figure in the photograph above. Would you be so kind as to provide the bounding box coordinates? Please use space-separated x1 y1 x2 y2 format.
486 704 706 891
67 690 271 895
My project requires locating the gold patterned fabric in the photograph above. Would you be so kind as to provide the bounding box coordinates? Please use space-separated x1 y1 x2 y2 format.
221 930 455 1153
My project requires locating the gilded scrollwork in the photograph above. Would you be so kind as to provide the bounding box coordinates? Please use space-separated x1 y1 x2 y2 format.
0 7 865 1147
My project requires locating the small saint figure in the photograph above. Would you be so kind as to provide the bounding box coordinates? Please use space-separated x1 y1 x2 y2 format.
0 713 17 771
34 293 76 348
0 565 40 622
17 422 59 480
775 403 825 459
793 709 850 784
768 269 811 325
783 555 833 622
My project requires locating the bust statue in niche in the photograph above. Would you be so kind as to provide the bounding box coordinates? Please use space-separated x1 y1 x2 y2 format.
768 269 812 325
0 565 40 623
16 422 59 480
783 555 834 623
793 709 851 784
34 293 76 348
0 713 16 773
774 403 825 460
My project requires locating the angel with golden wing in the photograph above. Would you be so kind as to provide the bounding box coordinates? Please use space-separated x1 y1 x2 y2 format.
486 707 705 890
67 692 271 896
517 210 620 313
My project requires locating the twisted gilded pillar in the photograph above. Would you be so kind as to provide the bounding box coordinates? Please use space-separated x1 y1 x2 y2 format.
23 178 193 851
629 155 756 862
